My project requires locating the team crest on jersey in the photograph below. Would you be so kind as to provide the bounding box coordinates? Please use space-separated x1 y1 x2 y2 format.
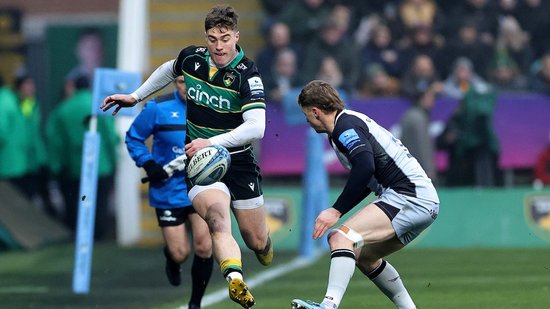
223 72 236 87
524 193 550 241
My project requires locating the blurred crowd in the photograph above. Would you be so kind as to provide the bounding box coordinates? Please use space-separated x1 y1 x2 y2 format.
257 0 550 101
257 0 550 187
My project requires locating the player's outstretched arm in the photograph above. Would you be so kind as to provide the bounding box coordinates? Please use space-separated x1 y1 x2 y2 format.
102 59 178 116
101 94 137 115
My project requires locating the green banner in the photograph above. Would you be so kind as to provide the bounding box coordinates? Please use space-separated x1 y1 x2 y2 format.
243 186 550 251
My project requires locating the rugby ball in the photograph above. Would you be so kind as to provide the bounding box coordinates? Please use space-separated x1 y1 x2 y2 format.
186 145 231 186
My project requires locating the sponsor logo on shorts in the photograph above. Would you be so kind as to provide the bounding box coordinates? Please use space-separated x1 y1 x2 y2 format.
160 210 177 222
524 193 550 241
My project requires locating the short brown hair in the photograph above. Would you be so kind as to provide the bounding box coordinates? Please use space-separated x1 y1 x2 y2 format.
298 80 345 112
205 5 239 32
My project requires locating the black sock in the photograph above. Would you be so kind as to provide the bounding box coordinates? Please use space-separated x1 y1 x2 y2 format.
189 254 214 307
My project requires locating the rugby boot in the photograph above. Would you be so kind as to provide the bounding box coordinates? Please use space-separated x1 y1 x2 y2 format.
255 236 273 266
291 299 325 309
163 246 181 286
229 278 255 308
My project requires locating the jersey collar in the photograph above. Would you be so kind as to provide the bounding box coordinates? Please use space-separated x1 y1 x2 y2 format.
206 45 245 69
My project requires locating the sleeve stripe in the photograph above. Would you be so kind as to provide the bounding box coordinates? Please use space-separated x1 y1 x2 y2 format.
242 102 266 111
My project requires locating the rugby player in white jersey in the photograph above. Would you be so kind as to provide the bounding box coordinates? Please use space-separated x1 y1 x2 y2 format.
291 80 440 309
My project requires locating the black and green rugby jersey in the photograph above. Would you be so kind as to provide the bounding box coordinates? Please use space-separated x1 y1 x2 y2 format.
173 45 266 144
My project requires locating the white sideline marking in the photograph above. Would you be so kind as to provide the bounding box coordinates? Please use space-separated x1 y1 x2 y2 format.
0 286 49 293
176 252 323 309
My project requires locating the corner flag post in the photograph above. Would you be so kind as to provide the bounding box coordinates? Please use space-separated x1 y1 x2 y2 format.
72 103 101 294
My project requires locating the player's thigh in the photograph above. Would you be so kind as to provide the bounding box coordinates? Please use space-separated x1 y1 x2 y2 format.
188 212 212 256
232 206 267 235
343 203 397 245
162 223 189 251
189 182 231 220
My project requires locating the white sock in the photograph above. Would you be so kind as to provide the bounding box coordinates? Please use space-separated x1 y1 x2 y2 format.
225 271 243 282
321 249 356 308
368 260 416 309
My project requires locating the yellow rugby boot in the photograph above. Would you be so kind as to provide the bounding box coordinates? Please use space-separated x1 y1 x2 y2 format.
229 278 255 308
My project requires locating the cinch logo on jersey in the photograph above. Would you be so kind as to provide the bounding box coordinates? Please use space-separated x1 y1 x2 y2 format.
187 83 231 109
339 128 361 151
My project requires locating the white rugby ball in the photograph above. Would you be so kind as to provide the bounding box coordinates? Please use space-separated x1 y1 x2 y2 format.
186 145 231 186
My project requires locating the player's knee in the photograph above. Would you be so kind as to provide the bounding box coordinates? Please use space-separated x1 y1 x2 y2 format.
328 225 364 249
170 245 190 264
240 228 265 251
193 237 212 257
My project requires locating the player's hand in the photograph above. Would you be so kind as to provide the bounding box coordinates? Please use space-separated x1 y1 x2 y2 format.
313 208 341 239
101 94 137 116
143 160 169 182
185 138 212 157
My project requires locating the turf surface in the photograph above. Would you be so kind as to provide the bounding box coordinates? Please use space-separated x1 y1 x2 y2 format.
1 243 549 308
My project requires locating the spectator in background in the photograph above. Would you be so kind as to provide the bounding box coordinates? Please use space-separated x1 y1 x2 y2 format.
255 22 301 82
46 76 119 240
398 0 442 33
437 77 500 187
516 0 550 59
400 77 443 181
534 131 550 185
488 50 527 92
442 57 489 100
359 23 403 78
300 17 360 94
259 0 291 23
496 0 519 20
495 16 533 77
529 53 550 95
357 63 400 98
316 56 345 92
0 77 27 193
353 1 402 47
399 24 444 72
14 74 55 217
436 20 493 79
263 48 300 104
401 54 441 100
65 28 105 83
446 0 498 46
277 0 331 46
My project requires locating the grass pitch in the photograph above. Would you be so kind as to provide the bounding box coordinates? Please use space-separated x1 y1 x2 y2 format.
1 243 549 308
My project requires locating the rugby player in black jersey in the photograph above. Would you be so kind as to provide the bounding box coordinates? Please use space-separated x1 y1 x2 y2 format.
291 80 440 309
101 5 271 308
